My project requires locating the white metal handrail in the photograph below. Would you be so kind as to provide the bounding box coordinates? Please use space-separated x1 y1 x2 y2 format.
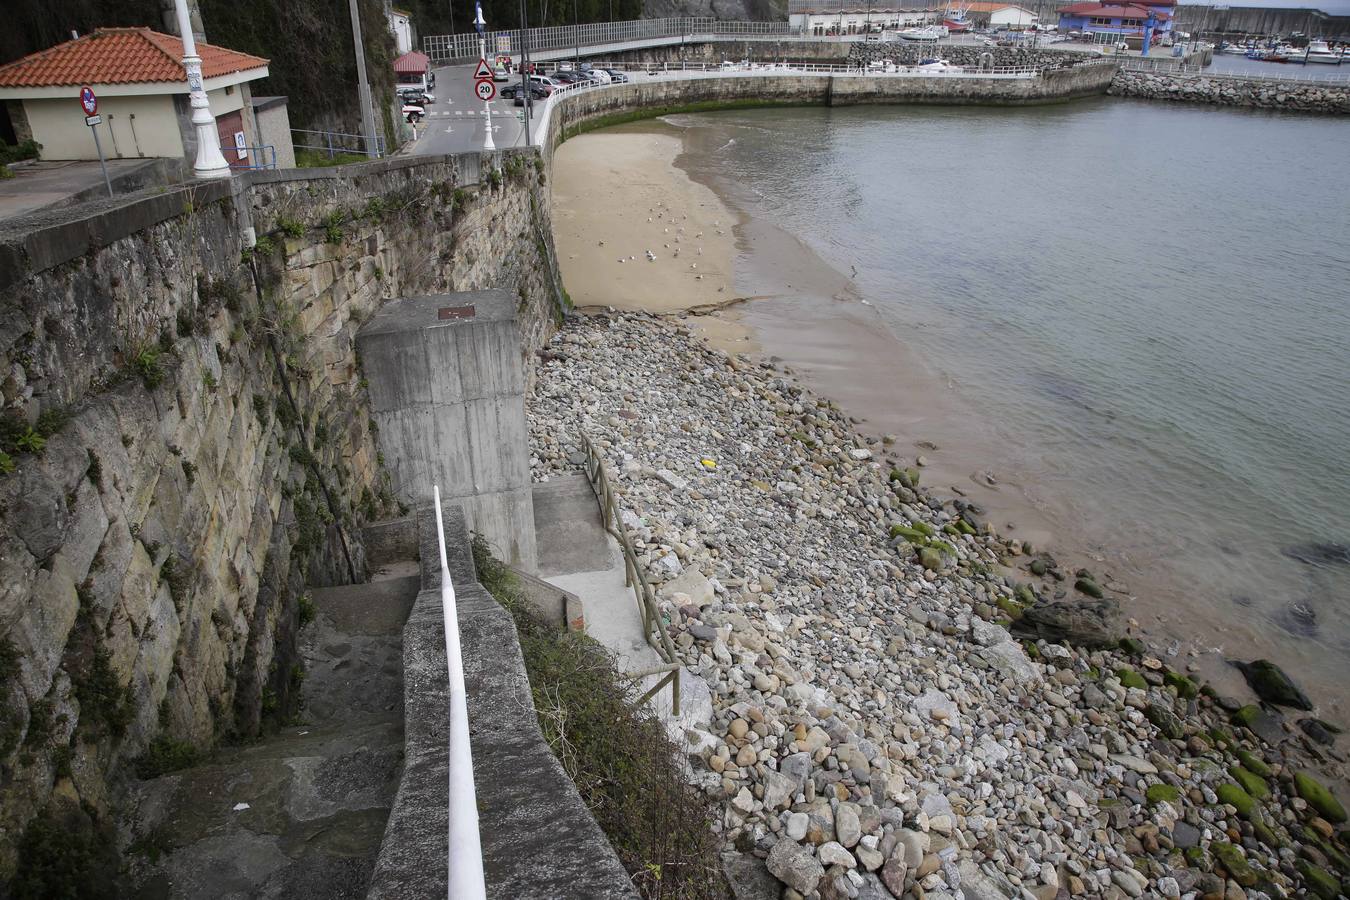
432 485 487 900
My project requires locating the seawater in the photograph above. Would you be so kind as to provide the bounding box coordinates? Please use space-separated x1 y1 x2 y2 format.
665 98 1350 705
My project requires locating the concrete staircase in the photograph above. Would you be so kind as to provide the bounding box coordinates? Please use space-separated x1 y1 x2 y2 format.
532 473 714 744
118 576 417 899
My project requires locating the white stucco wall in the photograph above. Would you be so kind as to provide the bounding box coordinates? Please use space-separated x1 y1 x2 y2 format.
991 7 1038 28
22 94 183 161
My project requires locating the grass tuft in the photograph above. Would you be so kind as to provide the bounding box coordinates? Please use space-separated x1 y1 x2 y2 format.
472 535 724 899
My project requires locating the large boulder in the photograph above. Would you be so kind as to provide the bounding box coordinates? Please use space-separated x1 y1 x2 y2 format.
766 839 824 895
1234 659 1312 710
1012 597 1122 648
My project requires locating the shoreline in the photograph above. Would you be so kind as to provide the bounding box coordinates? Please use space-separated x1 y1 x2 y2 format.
527 310 1350 899
555 113 1346 722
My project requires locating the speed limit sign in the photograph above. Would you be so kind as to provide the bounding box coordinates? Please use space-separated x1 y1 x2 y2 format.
474 79 496 101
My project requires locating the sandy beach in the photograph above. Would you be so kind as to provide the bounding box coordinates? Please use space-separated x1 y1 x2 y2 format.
552 125 737 315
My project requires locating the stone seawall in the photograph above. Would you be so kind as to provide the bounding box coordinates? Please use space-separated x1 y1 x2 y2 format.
0 149 561 879
1109 69 1350 114
544 64 1119 147
850 42 1091 70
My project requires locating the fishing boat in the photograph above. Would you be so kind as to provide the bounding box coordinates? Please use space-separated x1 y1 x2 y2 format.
1304 40 1344 63
943 3 972 33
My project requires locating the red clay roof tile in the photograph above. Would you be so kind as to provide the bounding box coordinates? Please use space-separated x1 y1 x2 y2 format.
0 28 268 88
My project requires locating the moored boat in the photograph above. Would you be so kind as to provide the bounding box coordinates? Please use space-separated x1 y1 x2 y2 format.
1304 39 1344 63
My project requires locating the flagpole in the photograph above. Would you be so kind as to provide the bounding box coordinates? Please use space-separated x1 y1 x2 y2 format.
475 2 495 152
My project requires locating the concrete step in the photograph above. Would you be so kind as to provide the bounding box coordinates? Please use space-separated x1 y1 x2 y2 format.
532 473 612 578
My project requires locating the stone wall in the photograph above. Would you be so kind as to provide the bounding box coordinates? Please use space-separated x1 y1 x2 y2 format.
0 147 562 880
849 42 1092 69
594 38 851 66
1109 69 1350 114
543 64 1119 149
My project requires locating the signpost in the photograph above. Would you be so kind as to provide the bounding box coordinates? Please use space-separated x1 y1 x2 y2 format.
79 86 113 198
473 1 495 152
474 79 497 101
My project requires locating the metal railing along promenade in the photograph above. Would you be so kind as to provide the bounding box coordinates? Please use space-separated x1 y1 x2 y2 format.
578 434 681 716
1118 57 1350 84
291 128 389 159
423 17 801 62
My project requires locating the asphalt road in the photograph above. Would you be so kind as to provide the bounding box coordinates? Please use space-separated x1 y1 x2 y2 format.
411 64 539 156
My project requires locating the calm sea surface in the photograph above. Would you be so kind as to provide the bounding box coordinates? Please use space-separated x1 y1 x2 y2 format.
666 99 1350 702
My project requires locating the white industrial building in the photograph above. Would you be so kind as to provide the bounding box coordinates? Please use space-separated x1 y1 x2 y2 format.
789 6 942 34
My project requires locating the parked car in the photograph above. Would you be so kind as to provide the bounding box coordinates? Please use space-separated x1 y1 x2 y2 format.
492 66 510 82
603 68 628 83
552 70 586 84
398 88 434 105
528 74 559 94
513 92 535 107
503 83 547 100
585 68 611 84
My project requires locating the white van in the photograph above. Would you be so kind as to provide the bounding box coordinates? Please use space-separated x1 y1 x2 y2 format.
528 75 560 94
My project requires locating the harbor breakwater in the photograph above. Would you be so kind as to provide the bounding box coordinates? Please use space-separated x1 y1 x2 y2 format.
542 64 1121 147
1109 69 1350 114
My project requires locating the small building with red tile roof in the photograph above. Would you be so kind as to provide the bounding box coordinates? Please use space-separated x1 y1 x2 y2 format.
0 28 272 167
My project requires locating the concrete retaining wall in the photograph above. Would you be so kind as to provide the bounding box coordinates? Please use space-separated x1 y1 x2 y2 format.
357 290 537 570
1109 69 1350 114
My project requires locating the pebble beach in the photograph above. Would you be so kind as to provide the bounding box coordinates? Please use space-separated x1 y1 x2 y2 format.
540 124 1350 899
527 313 1348 900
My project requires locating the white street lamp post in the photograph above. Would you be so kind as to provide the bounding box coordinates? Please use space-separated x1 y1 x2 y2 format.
475 3 495 152
173 0 231 179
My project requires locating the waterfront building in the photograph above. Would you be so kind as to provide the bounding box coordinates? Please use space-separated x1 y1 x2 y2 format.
789 2 943 35
1057 0 1176 44
962 2 1040 29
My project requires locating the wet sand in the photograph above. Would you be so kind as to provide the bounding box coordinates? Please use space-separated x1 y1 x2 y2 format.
550 120 1342 717
552 124 736 316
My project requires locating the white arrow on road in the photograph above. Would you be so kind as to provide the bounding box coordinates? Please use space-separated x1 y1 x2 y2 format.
445 125 454 133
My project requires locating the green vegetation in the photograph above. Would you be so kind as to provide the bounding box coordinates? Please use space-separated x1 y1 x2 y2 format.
71 639 133 741
1116 667 1147 690
159 556 191 613
1215 782 1256 818
134 735 201 779
0 139 42 179
1145 783 1180 806
472 535 723 899
202 371 218 391
320 211 346 244
295 148 372 169
1293 771 1347 823
276 216 305 238
9 807 120 900
132 347 165 389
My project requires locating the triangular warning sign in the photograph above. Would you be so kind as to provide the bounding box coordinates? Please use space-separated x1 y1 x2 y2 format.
473 58 493 80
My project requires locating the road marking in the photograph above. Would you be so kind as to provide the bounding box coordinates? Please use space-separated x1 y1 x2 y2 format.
445 125 453 133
